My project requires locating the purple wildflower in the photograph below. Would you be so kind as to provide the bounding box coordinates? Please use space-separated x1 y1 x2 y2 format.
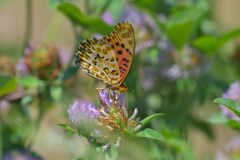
221 81 240 121
158 46 209 80
68 100 99 126
97 88 111 107
3 150 42 160
102 11 114 25
109 89 126 109
97 88 126 109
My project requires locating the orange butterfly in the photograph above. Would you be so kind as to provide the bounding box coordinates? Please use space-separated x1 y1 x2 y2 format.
75 22 135 91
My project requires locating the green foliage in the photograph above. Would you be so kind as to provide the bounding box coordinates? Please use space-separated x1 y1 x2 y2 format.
57 2 112 34
18 76 43 88
139 113 164 129
58 66 78 82
193 28 240 53
165 6 206 49
209 98 240 130
136 128 164 141
214 98 240 117
192 35 218 53
50 86 63 101
2 0 240 159
0 75 16 97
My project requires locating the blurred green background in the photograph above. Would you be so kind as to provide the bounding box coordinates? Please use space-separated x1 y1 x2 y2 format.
0 0 240 159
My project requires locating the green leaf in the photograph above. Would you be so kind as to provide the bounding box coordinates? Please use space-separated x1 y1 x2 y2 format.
57 3 112 34
136 128 164 141
214 98 240 117
0 75 16 97
193 28 240 53
50 86 62 101
217 28 240 48
18 76 44 88
165 7 206 49
58 123 75 135
166 20 194 49
140 113 164 129
192 35 218 53
227 119 240 129
59 66 78 82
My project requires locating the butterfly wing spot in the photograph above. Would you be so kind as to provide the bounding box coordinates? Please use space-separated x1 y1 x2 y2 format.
103 67 110 74
103 49 107 54
111 69 117 74
122 58 130 63
121 43 125 48
87 49 92 53
115 42 120 46
96 48 101 52
92 60 97 65
117 50 123 55
109 57 115 62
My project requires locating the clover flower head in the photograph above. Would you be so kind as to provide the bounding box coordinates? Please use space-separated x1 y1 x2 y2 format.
97 88 111 107
18 44 63 80
97 88 139 132
97 88 126 109
68 100 99 126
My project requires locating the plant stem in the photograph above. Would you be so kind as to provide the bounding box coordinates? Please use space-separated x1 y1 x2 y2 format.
22 0 32 56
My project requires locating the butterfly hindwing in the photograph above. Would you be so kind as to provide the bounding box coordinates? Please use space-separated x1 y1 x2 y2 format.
75 38 120 85
103 22 135 85
75 49 110 83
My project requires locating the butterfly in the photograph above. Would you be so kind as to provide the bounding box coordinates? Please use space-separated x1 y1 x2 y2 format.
74 22 135 91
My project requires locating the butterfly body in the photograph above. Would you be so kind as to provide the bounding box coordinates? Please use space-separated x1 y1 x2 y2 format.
75 22 135 91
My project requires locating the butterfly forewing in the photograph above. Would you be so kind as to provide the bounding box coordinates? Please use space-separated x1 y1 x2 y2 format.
75 22 135 87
